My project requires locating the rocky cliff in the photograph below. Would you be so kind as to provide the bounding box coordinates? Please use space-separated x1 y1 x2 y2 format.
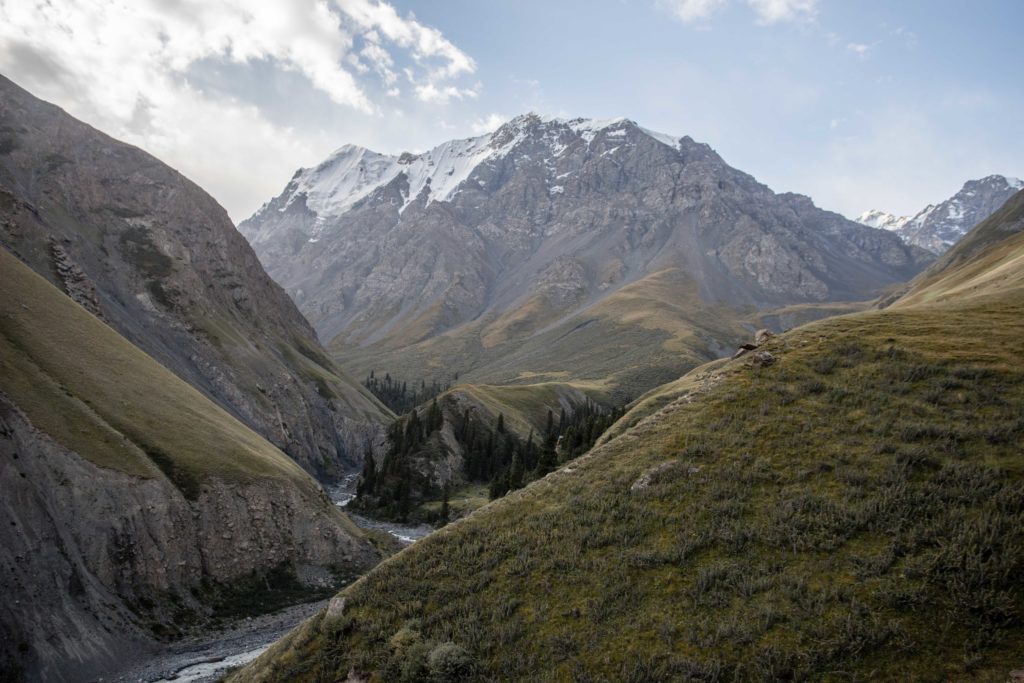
0 74 389 482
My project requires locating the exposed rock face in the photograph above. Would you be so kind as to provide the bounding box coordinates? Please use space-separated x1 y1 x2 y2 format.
0 75 388 482
48 239 103 318
0 394 375 683
857 175 1024 254
241 114 930 382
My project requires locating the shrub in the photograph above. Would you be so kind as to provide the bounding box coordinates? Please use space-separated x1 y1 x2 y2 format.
428 642 476 682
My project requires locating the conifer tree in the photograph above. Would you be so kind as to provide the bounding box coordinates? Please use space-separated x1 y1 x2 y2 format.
509 452 524 490
440 483 450 524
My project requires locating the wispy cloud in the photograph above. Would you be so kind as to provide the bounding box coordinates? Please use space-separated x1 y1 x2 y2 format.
662 0 817 25
747 0 817 25
471 113 509 134
659 0 727 23
846 42 872 59
414 82 479 104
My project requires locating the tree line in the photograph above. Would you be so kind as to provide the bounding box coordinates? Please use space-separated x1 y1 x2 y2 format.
353 396 626 523
362 371 451 415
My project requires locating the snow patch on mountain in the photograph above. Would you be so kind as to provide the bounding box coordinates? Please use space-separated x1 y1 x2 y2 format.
278 115 690 225
290 144 398 217
855 210 911 232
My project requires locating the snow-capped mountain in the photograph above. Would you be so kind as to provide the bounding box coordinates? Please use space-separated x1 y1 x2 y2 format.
239 113 930 394
244 116 676 244
856 175 1024 254
855 209 910 233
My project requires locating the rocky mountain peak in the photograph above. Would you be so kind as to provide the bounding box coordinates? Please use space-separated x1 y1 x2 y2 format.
856 174 1023 254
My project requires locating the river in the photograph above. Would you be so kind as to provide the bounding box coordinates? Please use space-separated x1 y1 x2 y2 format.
112 474 434 682
327 471 435 543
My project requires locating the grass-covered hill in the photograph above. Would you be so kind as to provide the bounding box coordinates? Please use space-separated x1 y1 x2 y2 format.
232 203 1024 681
442 382 614 439
0 247 324 494
0 246 380 680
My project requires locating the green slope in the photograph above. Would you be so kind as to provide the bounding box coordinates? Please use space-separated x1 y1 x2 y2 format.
232 240 1024 679
332 268 751 403
0 246 338 502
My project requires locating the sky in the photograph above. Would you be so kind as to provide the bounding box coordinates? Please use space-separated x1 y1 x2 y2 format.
1 0 1021 222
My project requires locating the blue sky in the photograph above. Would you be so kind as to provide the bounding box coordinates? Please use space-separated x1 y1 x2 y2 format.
1 0 1021 221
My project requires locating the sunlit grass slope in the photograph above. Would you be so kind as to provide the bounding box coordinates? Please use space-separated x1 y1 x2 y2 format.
234 262 1024 679
0 246 338 503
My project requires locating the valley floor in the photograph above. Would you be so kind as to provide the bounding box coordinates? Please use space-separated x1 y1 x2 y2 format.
109 599 328 683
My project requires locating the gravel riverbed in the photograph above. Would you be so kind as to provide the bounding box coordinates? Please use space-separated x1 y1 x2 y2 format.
107 474 435 682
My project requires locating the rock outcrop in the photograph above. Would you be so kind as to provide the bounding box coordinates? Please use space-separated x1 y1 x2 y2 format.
0 394 373 683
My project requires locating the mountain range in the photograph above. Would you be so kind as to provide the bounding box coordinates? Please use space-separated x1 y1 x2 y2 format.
241 114 932 400
856 174 1023 254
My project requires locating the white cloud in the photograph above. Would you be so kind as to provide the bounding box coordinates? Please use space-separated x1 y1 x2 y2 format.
414 82 479 104
0 0 478 220
660 0 727 23
336 0 475 80
471 113 508 134
746 0 817 24
662 0 816 25
847 42 872 59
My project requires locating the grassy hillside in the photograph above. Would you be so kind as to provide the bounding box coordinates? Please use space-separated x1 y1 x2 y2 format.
444 381 613 439
0 246 344 505
333 269 750 404
236 279 1024 681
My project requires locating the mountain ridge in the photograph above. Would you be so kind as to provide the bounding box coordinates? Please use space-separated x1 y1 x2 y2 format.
0 74 390 482
0 246 380 682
